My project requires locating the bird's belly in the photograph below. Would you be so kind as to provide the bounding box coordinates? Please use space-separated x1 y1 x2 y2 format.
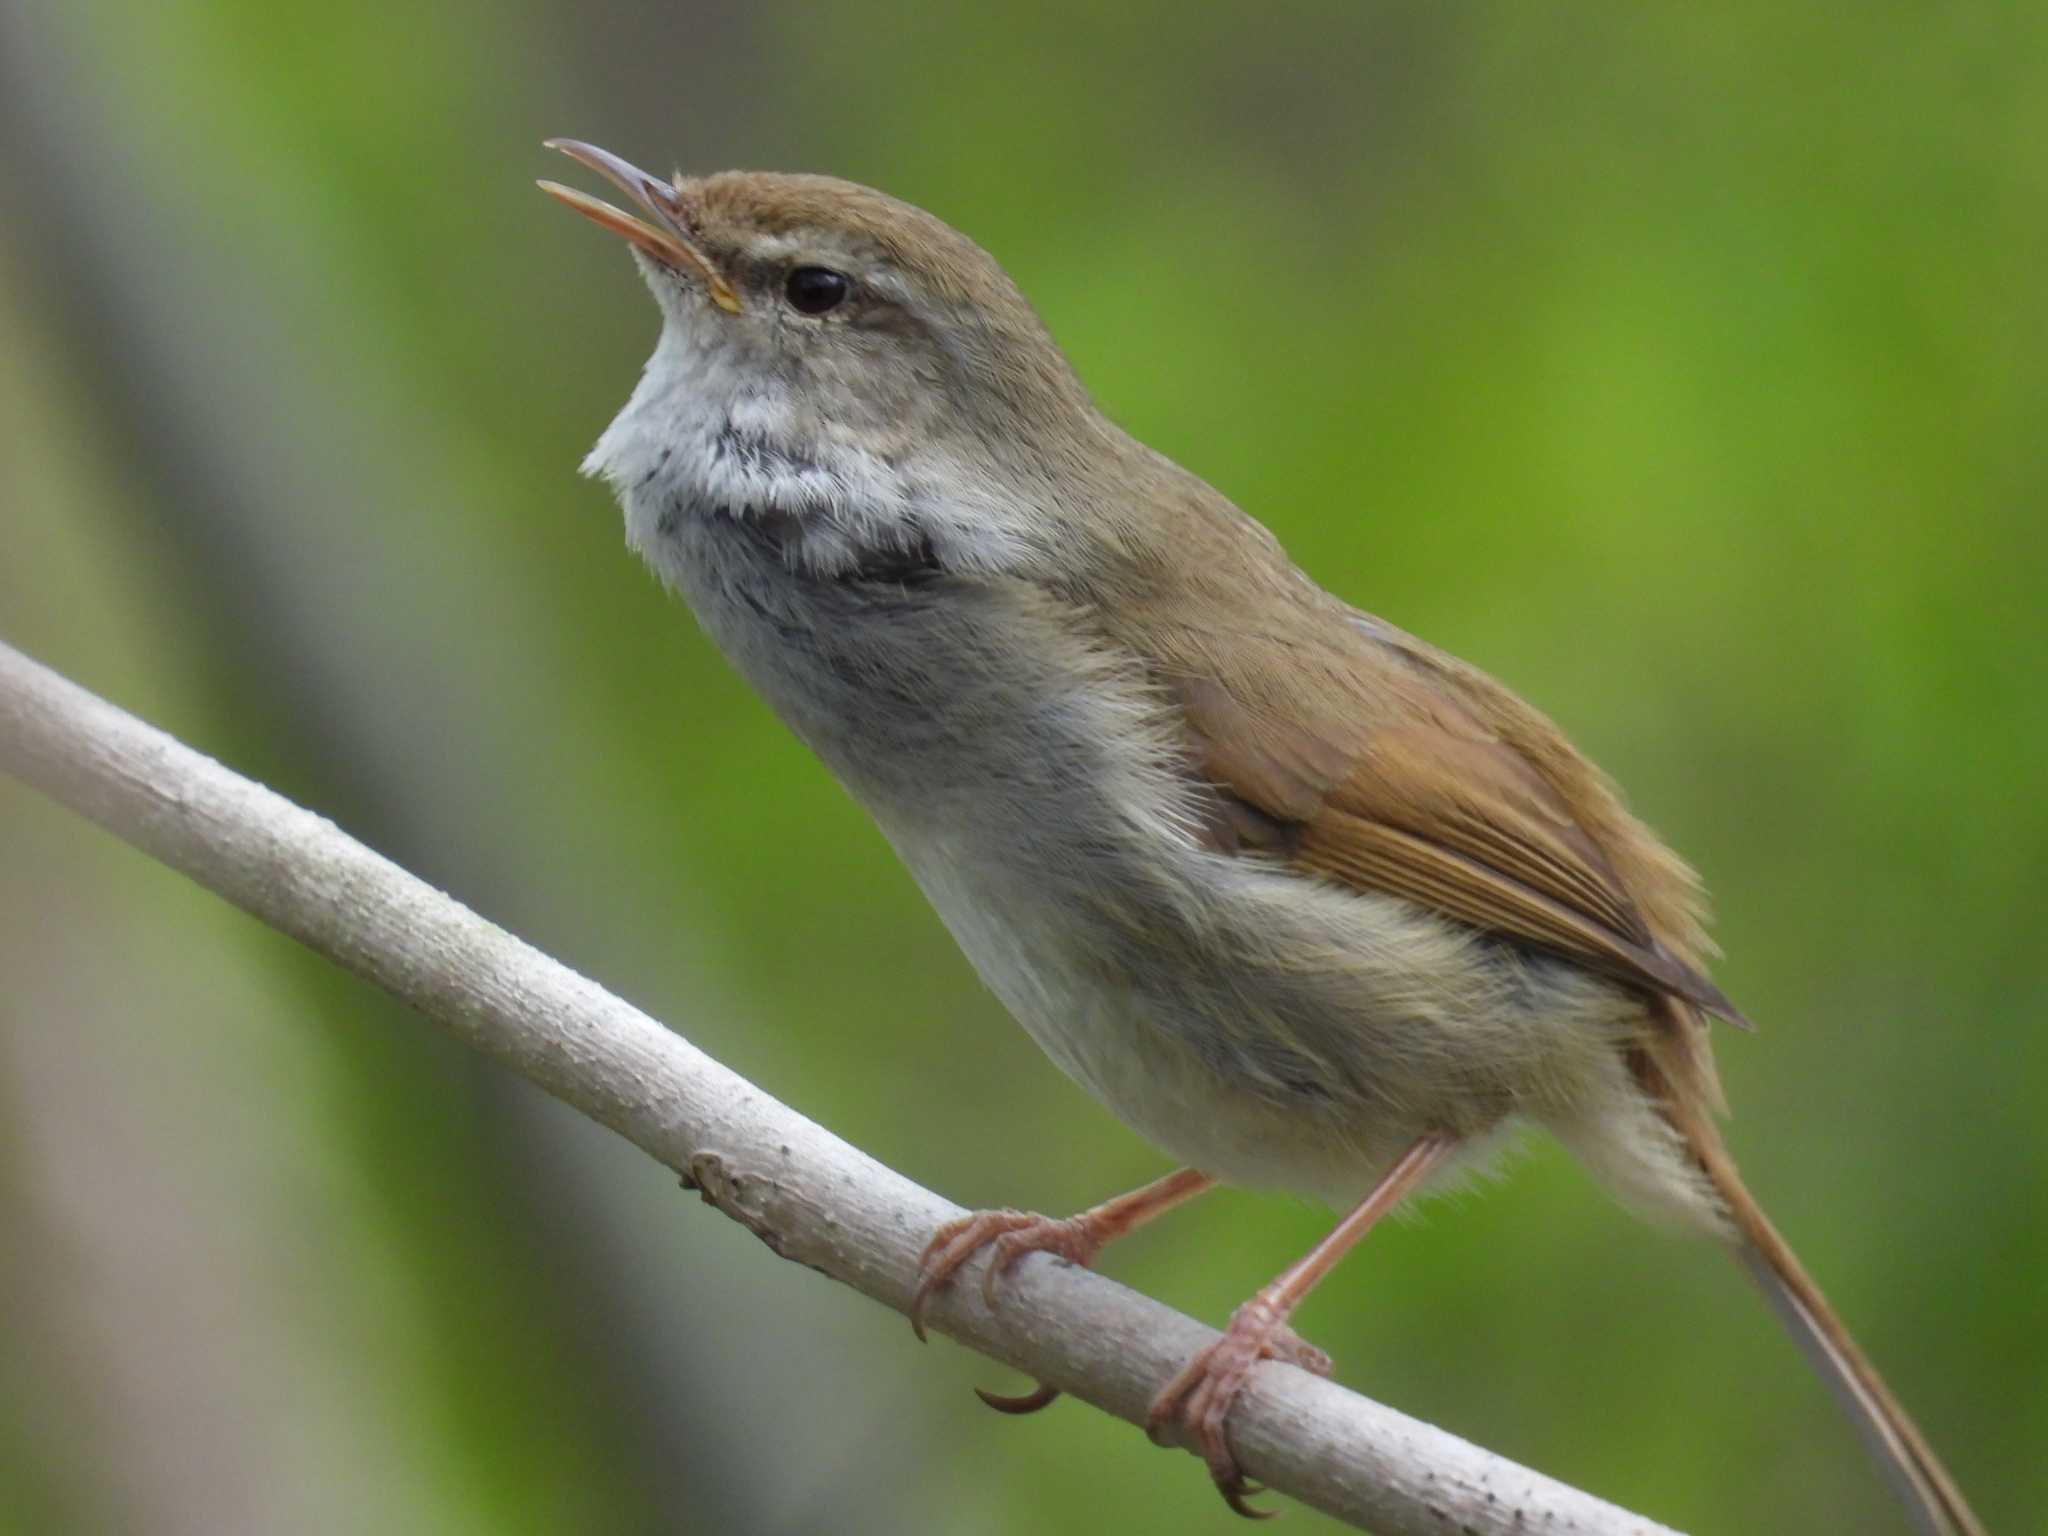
892 837 1538 1207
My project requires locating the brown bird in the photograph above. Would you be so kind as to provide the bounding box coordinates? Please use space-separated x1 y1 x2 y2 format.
541 139 1985 1534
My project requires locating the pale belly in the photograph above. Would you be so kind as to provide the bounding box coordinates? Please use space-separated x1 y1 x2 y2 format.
890 831 1546 1208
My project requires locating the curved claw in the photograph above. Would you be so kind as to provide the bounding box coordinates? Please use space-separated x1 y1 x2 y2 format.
1220 1478 1278 1521
973 1380 1062 1415
912 1207 1112 1417
1147 1299 1325 1519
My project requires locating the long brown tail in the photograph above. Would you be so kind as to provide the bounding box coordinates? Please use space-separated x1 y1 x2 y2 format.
1681 1115 1987 1536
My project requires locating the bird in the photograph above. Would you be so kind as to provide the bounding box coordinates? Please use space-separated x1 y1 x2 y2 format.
539 138 1985 1534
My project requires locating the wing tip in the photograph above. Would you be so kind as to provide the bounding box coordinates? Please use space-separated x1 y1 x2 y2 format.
1658 948 1753 1030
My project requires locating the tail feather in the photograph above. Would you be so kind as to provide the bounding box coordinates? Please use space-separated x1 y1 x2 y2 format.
1686 1117 1986 1536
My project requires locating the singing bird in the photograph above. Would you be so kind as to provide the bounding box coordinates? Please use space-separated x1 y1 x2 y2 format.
540 139 1984 1534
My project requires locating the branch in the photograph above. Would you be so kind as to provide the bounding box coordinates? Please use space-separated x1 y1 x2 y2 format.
0 638 1683 1536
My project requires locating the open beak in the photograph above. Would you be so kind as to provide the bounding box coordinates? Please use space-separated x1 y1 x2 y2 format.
538 139 741 313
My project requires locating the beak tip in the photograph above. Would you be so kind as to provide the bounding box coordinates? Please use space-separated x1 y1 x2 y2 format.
539 140 733 308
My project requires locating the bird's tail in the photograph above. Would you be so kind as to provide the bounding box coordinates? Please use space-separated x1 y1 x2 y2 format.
1675 1103 1986 1536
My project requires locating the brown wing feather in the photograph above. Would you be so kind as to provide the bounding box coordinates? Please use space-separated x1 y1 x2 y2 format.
1091 476 1740 1028
1168 663 1746 1026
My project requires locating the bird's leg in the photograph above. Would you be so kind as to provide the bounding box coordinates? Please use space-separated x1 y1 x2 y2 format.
911 1167 1217 1411
1146 1133 1460 1518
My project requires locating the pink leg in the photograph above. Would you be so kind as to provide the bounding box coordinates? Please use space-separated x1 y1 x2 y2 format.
1146 1133 1460 1518
912 1167 1217 1410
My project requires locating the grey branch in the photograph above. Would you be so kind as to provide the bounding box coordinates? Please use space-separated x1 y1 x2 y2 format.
0 638 1683 1536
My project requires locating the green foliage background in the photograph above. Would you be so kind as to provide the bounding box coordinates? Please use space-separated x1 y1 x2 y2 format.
1 4 2040 1532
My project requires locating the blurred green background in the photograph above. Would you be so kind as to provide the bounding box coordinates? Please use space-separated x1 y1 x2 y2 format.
1 3 2041 1532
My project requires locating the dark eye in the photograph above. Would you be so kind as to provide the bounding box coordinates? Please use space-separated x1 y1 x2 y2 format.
784 266 849 315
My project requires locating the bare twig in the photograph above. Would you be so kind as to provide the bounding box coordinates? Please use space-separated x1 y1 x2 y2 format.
0 637 1684 1536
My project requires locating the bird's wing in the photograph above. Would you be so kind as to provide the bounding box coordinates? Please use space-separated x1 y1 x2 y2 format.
1162 636 1744 1025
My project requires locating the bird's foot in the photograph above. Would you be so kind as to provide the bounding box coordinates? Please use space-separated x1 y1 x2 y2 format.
912 1207 1110 1328
910 1206 1116 1412
1145 1296 1330 1518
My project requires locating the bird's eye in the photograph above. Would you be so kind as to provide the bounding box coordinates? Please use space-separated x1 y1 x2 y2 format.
784 266 850 315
